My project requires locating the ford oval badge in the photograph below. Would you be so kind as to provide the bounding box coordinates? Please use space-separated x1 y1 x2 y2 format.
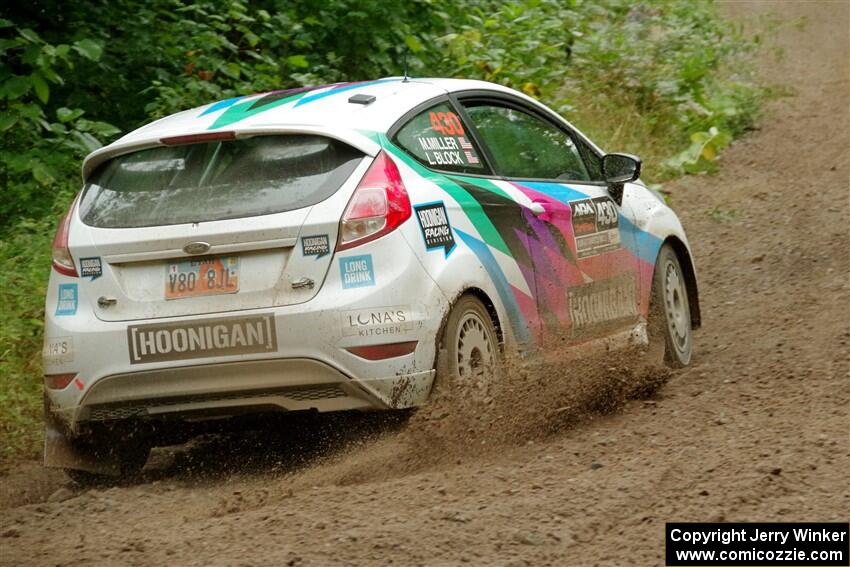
183 241 211 255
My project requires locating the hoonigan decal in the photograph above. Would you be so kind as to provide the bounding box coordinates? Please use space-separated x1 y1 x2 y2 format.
568 274 638 338
127 314 277 364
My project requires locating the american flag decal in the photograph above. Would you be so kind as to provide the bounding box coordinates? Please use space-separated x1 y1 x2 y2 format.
458 136 473 150
464 150 479 164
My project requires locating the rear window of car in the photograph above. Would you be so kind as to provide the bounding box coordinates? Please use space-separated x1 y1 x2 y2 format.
79 135 363 228
393 102 489 175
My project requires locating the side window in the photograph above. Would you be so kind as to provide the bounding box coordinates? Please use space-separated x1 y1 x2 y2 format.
463 103 590 182
393 102 487 174
576 138 604 181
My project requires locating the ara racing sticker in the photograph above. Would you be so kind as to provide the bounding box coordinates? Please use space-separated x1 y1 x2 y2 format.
570 196 621 258
339 255 375 289
414 201 456 256
79 257 103 280
55 284 78 316
301 234 330 258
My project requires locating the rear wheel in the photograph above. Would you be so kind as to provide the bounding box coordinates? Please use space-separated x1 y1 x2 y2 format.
649 244 693 367
434 295 500 400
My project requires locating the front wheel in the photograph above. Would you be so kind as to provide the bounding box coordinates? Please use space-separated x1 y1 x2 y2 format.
434 295 501 401
649 244 693 367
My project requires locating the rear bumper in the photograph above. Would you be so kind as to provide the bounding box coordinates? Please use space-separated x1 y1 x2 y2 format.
43 230 450 434
48 358 433 430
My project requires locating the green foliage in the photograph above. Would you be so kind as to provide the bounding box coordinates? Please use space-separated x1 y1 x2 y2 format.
664 126 733 175
431 0 579 103
0 217 53 460
0 22 119 225
0 0 767 462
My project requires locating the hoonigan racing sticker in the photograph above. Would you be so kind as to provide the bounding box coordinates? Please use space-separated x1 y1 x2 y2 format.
301 234 330 258
79 257 102 280
414 201 456 256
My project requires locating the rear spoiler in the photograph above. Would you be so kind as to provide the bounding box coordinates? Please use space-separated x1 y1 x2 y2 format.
81 124 382 181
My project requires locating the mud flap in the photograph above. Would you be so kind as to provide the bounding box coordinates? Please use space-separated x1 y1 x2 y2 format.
43 400 121 476
427 346 450 401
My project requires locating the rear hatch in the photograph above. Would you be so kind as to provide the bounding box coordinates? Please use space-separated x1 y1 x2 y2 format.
71 133 368 322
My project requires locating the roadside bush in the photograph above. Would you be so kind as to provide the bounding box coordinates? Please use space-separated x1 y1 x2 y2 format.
0 218 53 459
0 0 766 462
0 21 118 224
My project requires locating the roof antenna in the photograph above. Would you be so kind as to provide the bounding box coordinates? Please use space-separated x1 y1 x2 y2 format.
402 46 409 83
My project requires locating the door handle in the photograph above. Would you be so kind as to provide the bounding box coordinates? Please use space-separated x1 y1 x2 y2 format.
529 202 546 215
291 277 315 290
97 296 117 308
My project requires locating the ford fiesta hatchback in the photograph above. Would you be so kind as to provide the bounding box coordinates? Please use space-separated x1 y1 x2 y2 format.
43 77 700 482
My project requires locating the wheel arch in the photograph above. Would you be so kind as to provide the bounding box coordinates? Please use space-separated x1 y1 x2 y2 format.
434 287 505 356
662 236 702 329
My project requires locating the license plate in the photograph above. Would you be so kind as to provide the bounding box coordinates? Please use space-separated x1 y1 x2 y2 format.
165 256 239 300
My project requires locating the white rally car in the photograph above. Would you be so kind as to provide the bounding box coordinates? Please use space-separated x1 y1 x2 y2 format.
43 77 700 482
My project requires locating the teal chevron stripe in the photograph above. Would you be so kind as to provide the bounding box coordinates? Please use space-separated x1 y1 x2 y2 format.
360 131 511 257
207 91 310 129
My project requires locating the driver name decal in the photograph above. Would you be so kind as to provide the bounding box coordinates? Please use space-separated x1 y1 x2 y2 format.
414 110 482 168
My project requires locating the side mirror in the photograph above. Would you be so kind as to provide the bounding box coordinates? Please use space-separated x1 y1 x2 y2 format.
602 153 642 184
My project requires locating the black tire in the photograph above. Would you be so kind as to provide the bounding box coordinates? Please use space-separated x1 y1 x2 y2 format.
433 295 501 400
64 441 151 487
649 244 693 367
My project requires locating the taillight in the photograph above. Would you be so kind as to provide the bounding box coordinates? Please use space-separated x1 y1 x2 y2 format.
44 373 77 390
52 195 79 277
345 341 418 360
337 151 412 251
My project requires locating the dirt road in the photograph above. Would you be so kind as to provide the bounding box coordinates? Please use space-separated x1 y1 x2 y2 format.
1 2 847 565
